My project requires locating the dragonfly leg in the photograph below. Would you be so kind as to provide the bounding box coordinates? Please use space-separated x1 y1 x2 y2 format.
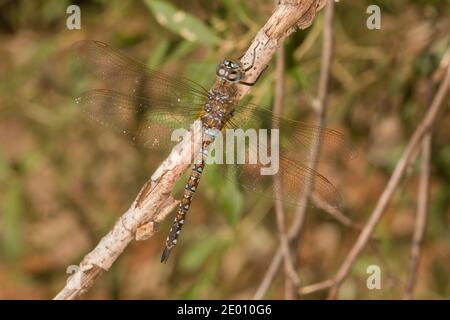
241 42 261 72
237 43 267 86
239 65 268 86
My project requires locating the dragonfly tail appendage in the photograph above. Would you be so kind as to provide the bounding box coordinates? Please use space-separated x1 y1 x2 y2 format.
161 246 173 263
161 218 183 263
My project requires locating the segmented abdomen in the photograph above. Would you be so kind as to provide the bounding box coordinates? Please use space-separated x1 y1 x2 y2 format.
160 145 206 263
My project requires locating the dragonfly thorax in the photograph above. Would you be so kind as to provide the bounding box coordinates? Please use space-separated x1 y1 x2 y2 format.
202 89 236 130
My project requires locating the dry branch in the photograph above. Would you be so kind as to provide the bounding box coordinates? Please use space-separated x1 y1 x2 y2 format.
272 42 301 299
404 49 450 299
327 53 450 299
404 135 431 299
54 0 327 300
254 0 334 299
288 0 335 298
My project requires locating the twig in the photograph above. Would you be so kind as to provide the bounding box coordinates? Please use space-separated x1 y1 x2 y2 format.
54 0 328 300
288 0 335 299
54 194 180 300
254 0 334 299
312 196 358 229
327 56 450 299
299 278 334 295
253 249 283 300
403 89 437 300
403 50 450 298
273 43 301 299
253 192 357 298
253 194 358 298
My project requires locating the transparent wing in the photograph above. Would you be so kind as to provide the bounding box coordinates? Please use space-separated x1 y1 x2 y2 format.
72 40 209 103
210 103 357 208
77 89 203 149
228 102 358 162
210 134 342 208
72 40 209 149
222 158 341 208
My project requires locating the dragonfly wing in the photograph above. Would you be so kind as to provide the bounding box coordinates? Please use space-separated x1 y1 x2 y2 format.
228 102 358 163
238 158 340 208
77 89 202 149
212 138 342 208
211 102 357 208
72 40 209 111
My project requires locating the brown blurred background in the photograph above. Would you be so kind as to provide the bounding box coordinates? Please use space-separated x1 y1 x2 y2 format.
0 0 449 299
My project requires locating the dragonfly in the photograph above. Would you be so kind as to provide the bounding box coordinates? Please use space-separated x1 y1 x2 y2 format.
72 40 357 263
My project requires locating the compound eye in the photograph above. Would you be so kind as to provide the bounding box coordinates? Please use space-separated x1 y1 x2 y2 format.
228 71 239 81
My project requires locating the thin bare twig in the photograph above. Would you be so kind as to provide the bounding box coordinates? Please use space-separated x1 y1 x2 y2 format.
253 249 283 300
403 85 437 300
327 57 450 299
273 43 301 299
289 0 335 299
312 196 358 229
253 195 358 298
54 0 327 300
254 0 335 299
290 0 335 245
403 50 450 298
404 152 432 298
299 278 335 295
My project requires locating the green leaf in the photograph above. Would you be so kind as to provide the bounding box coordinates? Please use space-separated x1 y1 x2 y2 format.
145 0 220 45
217 175 244 227
165 41 197 65
180 235 226 272
202 163 244 227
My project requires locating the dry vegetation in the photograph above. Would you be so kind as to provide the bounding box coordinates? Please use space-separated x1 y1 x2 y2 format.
0 0 449 299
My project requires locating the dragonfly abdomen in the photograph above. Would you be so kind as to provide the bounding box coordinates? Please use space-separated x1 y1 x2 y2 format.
160 158 205 263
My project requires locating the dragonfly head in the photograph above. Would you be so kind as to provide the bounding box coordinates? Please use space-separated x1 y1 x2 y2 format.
216 59 243 83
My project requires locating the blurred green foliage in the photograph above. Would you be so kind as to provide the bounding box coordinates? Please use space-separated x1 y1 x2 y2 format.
144 0 220 45
0 0 448 299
